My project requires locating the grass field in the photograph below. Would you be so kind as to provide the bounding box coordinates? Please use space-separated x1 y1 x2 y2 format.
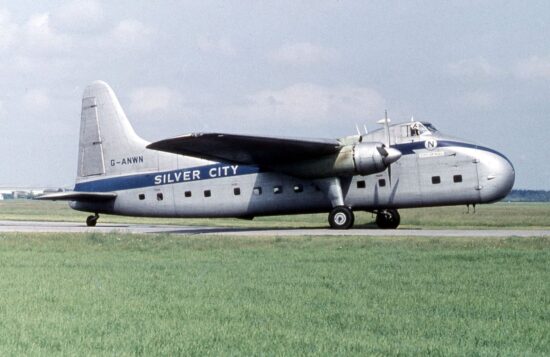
0 201 549 355
0 233 548 355
1 200 550 229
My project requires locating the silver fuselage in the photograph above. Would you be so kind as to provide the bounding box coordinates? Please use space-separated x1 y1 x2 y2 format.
71 126 515 218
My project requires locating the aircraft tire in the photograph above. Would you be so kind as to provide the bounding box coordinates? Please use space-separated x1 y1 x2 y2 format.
86 214 98 227
376 209 400 229
328 206 355 229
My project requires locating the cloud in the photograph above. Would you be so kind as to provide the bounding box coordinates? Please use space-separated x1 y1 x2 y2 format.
268 42 339 66
225 83 385 130
515 55 550 80
52 0 104 32
447 57 501 80
129 86 177 114
106 19 155 51
23 89 51 111
0 9 17 50
22 13 72 55
452 90 498 110
0 99 6 120
197 35 236 57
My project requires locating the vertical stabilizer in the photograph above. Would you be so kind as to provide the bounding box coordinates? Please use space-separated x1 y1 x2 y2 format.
77 81 150 180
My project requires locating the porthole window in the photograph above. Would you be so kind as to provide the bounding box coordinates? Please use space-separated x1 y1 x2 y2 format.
157 193 163 201
273 185 283 194
138 194 145 200
184 191 192 197
293 184 303 193
357 180 366 189
453 175 463 183
378 179 386 187
432 176 441 184
234 187 241 196
204 190 211 197
253 187 262 195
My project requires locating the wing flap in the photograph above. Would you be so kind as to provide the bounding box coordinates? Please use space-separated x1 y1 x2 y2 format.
147 133 342 165
35 191 117 202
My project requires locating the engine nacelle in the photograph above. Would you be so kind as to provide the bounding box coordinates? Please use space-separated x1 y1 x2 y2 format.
276 141 401 178
353 142 387 175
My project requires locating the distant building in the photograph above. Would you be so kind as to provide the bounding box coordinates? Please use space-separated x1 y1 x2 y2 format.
0 187 67 200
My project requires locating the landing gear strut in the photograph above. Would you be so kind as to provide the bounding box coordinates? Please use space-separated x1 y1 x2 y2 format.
315 177 355 230
328 206 355 229
86 213 99 227
375 209 400 229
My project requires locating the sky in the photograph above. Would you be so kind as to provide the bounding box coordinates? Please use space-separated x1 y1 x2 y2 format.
0 0 549 189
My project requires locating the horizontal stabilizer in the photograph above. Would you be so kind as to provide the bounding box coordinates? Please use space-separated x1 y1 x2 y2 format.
35 191 117 202
147 133 342 166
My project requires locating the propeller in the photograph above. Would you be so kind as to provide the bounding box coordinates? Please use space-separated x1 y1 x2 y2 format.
377 110 399 186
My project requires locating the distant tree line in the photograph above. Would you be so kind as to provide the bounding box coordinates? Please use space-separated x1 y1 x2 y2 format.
505 190 550 202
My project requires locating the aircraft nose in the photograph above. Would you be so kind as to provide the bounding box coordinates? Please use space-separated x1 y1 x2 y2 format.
478 149 515 203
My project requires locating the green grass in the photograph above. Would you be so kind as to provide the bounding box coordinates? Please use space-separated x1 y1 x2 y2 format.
1 200 550 229
0 233 548 355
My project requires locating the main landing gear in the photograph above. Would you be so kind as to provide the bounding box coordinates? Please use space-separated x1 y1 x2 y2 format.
86 213 99 227
327 207 401 229
328 206 355 229
317 177 401 230
375 209 400 229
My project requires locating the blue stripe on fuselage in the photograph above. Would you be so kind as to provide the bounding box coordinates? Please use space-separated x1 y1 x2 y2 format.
74 163 260 192
393 140 512 166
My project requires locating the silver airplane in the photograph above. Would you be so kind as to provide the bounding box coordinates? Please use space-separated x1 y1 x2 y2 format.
38 81 515 229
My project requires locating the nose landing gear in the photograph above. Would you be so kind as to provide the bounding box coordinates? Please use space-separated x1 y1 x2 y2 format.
86 213 99 227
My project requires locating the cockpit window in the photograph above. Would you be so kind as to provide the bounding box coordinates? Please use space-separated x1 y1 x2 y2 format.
422 122 438 132
410 122 437 136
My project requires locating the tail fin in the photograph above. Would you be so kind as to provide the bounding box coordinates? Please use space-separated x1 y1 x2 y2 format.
77 81 150 179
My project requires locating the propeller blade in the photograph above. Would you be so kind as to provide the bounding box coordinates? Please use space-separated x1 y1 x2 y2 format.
383 110 390 147
376 145 388 157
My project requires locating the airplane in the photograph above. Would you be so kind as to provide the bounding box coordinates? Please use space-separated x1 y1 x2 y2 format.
37 81 515 229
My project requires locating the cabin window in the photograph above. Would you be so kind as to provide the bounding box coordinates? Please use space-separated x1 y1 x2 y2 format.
378 179 386 187
138 194 145 200
234 187 241 196
357 180 366 189
293 184 303 193
253 187 262 195
273 185 283 194
184 191 192 197
453 175 463 183
204 190 211 197
432 176 441 184
157 193 163 201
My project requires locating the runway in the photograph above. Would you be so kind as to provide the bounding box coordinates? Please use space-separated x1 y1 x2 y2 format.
0 220 549 237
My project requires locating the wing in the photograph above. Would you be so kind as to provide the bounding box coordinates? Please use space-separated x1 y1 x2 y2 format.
146 133 342 166
35 191 117 202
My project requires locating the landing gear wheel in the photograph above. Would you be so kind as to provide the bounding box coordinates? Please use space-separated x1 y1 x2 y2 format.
376 209 400 229
86 214 99 227
328 206 355 229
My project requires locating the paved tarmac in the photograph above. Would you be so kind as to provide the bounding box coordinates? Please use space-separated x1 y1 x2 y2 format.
0 220 549 237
